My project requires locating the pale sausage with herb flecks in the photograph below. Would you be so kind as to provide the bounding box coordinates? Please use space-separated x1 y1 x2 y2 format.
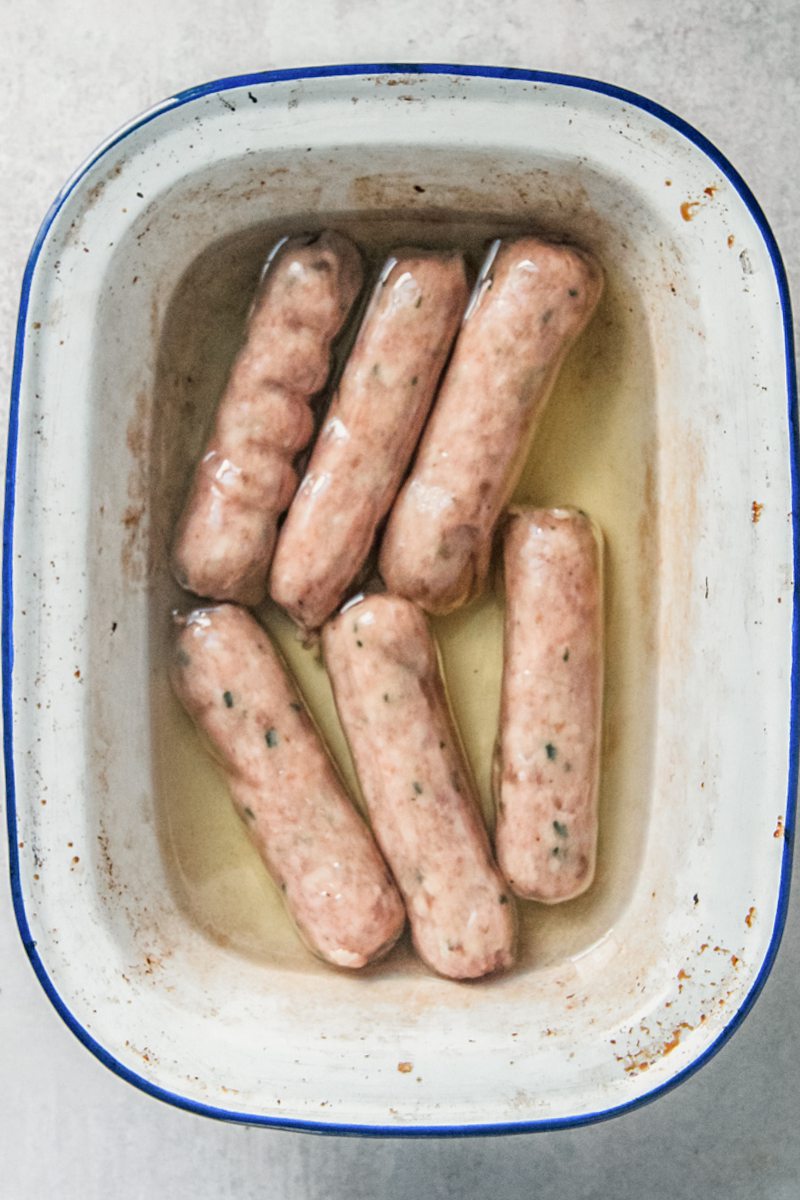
379 236 603 614
171 231 363 606
494 507 604 903
170 603 405 968
271 249 468 632
322 593 516 980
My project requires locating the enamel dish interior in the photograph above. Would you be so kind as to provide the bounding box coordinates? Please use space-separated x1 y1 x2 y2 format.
4 66 796 1133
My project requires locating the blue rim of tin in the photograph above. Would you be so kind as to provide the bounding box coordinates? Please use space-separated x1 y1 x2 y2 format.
3 63 797 1137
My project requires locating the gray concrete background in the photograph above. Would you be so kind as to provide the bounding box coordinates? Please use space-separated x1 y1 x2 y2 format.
1 2 798 1197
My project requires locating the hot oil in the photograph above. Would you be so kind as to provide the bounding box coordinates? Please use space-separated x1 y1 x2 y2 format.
151 213 657 971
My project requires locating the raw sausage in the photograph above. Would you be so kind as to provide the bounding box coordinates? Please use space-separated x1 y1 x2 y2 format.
379 237 603 614
495 507 604 902
271 250 468 631
170 603 405 968
171 231 363 606
322 594 516 980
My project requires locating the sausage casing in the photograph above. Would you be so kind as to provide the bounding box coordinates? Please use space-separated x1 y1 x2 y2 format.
323 594 516 980
170 603 405 968
270 249 468 632
379 236 603 614
171 232 363 606
495 507 604 902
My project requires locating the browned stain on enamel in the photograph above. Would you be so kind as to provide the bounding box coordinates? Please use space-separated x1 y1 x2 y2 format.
616 932 749 1077
96 823 123 899
121 386 152 583
681 188 718 222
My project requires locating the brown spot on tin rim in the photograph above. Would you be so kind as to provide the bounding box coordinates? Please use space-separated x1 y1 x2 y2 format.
680 188 717 221
397 1061 413 1074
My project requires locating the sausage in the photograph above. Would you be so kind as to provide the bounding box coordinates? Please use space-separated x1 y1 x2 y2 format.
379 236 603 614
171 231 363 606
170 603 405 968
322 594 516 980
495 507 604 902
270 250 468 632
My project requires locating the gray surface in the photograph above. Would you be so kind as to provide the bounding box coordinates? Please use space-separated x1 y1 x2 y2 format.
1 2 798 1197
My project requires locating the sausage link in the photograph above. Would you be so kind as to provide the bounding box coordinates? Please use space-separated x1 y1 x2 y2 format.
170 604 405 968
322 594 516 980
379 237 603 614
271 250 468 631
171 232 363 606
495 507 604 902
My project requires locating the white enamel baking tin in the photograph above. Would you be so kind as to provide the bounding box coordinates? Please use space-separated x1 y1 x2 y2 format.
4 65 797 1134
